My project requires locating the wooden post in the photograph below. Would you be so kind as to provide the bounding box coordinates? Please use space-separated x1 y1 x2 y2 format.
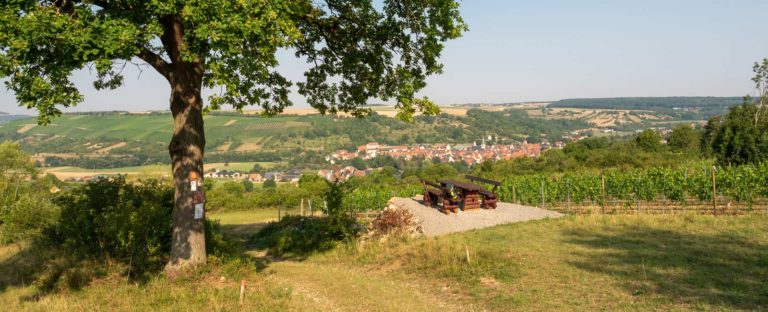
540 179 545 208
239 279 246 305
601 175 606 214
566 177 571 212
465 245 471 265
712 168 717 216
512 185 516 204
300 198 304 216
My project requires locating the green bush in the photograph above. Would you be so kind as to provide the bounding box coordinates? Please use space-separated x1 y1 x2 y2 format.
252 215 360 258
0 141 59 244
48 177 174 275
47 177 234 276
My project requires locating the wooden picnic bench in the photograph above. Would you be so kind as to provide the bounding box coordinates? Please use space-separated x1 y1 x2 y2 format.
466 175 501 209
421 179 460 214
439 179 485 210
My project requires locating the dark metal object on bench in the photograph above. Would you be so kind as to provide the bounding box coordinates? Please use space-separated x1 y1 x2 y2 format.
421 179 460 214
465 175 501 209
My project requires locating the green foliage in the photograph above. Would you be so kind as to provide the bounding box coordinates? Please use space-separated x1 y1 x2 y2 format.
550 97 743 120
420 163 458 181
705 103 768 166
667 124 700 154
1 1 466 122
634 129 663 152
44 177 233 276
350 157 367 170
251 215 359 258
263 179 277 189
475 136 699 178
48 177 174 275
0 141 58 244
241 179 254 192
496 162 768 207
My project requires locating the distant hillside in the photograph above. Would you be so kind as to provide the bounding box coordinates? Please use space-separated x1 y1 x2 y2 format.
0 109 590 168
551 97 743 109
0 112 31 124
550 97 743 120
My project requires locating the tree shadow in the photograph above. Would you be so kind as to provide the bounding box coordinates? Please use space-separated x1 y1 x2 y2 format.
0 242 112 300
247 215 359 261
563 225 768 309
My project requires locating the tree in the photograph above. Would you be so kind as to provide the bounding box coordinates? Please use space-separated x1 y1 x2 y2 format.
263 179 277 190
241 179 254 193
1 1 466 271
350 157 367 170
704 59 768 166
706 103 768 166
667 124 700 154
634 129 662 152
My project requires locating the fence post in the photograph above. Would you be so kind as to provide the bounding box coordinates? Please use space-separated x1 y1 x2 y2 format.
300 198 304 216
566 177 571 213
512 184 516 204
601 175 606 214
712 168 717 216
636 176 641 215
540 179 545 209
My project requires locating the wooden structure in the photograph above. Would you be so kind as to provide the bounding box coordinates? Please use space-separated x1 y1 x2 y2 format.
421 179 460 213
466 175 501 209
439 179 485 210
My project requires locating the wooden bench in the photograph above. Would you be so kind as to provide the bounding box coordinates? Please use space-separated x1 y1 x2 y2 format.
466 175 501 209
421 179 460 214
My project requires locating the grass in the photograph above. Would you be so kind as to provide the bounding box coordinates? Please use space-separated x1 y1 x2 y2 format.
1 213 766 311
44 162 280 177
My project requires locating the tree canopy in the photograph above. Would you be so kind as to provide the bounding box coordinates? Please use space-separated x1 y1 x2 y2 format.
703 59 768 166
1 0 466 123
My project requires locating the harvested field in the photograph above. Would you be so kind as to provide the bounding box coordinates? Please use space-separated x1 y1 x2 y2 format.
94 142 127 154
389 196 563 236
223 119 237 126
16 124 36 133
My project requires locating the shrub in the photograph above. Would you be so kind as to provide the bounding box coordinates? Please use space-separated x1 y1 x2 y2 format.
46 177 234 277
252 215 360 258
0 141 58 244
48 177 174 275
364 206 423 240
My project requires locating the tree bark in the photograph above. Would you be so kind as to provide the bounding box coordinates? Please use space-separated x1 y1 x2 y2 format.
165 61 207 272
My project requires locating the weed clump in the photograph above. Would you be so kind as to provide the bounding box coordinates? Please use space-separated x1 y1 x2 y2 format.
363 205 423 240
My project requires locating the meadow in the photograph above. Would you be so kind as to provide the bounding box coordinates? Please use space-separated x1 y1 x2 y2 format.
1 213 765 311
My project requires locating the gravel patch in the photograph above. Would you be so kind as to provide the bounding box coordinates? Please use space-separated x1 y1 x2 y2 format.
388 196 563 237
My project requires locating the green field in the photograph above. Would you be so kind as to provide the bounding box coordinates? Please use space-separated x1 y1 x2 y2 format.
2 213 766 311
2 114 320 143
44 162 280 177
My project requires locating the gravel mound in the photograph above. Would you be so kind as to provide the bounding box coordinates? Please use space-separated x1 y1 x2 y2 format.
388 196 563 237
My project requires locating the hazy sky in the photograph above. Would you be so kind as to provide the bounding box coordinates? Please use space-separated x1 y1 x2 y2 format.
2 0 768 115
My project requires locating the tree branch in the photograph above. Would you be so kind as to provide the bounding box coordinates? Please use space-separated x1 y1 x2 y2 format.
136 47 170 79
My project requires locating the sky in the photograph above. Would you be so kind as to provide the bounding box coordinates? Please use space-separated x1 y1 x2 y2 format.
2 0 768 115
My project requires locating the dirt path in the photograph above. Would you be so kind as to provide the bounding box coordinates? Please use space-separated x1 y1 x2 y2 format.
390 196 563 236
268 261 465 312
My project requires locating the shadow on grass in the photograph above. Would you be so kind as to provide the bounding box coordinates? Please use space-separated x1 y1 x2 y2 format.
563 225 768 310
0 242 115 300
0 223 272 300
247 215 360 261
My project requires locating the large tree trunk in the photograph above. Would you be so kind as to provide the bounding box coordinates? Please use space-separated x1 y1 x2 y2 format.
165 63 207 272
